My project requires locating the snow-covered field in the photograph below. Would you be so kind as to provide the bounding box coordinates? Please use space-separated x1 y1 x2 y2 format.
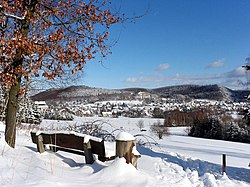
1 117 250 187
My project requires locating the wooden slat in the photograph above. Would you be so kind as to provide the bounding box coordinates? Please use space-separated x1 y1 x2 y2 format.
30 132 38 144
30 131 106 157
49 145 85 156
41 133 84 150
89 139 105 156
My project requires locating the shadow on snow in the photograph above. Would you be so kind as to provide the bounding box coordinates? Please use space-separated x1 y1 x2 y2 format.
25 146 105 173
137 146 250 184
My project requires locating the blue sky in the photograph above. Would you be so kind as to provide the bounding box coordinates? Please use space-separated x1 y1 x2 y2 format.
82 0 250 89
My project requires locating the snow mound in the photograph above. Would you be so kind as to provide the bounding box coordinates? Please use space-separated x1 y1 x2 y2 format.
93 157 148 186
116 132 135 141
132 146 141 156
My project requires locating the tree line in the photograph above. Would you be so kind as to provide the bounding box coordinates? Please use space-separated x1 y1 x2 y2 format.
162 107 250 143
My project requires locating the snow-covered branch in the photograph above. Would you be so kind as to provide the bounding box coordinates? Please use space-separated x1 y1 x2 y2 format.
0 11 26 21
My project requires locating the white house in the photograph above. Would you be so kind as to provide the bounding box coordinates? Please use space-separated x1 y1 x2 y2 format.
34 101 48 111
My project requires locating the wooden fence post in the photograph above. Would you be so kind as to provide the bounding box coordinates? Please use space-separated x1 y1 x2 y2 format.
222 154 226 174
116 132 140 168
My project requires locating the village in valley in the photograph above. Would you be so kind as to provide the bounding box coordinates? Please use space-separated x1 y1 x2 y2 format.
33 93 247 120
12 84 249 123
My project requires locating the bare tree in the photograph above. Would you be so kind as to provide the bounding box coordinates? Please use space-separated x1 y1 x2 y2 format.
150 120 169 139
137 119 145 131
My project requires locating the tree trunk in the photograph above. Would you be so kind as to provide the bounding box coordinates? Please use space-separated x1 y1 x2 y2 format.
5 78 21 148
5 45 23 148
4 0 37 148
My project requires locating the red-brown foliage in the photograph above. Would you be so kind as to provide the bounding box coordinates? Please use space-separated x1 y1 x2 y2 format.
0 0 120 88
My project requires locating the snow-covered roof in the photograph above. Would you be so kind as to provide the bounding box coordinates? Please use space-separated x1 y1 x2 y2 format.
34 101 47 105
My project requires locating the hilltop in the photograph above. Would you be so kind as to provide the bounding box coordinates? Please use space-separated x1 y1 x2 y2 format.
31 84 250 103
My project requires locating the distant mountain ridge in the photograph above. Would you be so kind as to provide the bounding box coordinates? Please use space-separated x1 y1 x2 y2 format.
152 84 232 101
31 84 250 103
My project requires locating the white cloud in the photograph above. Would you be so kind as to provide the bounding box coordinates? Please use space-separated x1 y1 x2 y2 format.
223 66 245 78
205 59 225 69
125 77 148 83
125 74 165 84
124 66 247 89
155 63 170 71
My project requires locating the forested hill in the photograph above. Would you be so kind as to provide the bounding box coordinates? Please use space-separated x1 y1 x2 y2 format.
152 84 249 101
31 84 250 103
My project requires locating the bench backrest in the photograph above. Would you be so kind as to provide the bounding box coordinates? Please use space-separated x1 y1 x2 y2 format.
30 131 105 157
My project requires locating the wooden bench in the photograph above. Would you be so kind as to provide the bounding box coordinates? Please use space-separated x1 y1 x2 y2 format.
30 131 115 164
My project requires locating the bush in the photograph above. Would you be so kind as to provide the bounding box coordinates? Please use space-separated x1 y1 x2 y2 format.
189 117 250 143
189 117 223 139
152 107 164 118
137 119 145 131
65 120 115 141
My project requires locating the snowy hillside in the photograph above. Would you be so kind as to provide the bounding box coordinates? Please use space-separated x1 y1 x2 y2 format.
32 84 250 103
1 117 250 187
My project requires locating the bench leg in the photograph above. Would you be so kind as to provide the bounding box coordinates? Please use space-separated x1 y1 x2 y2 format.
49 146 58 152
83 141 94 164
37 135 45 153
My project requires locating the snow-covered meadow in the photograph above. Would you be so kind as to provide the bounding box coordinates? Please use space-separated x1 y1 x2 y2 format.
0 116 250 187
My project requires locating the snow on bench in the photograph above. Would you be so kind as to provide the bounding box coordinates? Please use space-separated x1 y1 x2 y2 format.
30 130 116 164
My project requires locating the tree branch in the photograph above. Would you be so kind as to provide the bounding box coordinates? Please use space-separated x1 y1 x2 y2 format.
0 11 26 21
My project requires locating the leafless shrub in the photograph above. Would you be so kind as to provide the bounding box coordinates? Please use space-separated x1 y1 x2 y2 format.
137 119 145 131
65 120 115 142
134 134 159 149
150 120 169 139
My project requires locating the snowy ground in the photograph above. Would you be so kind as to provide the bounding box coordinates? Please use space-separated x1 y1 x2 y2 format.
0 117 250 187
